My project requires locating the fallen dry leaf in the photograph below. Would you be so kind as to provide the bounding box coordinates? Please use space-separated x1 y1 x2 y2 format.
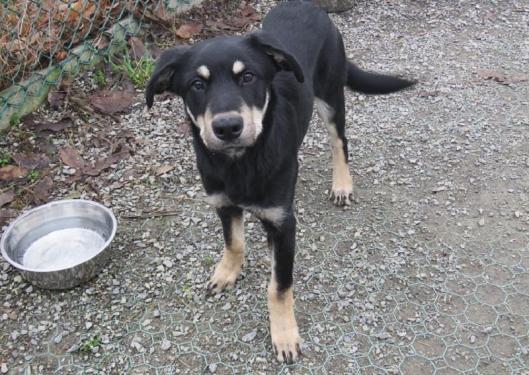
176 23 203 39
0 190 15 208
240 4 260 21
0 209 18 227
0 165 28 181
93 34 109 50
129 36 147 60
59 146 85 170
34 117 74 133
13 152 50 170
149 45 163 59
32 176 53 203
89 90 135 114
83 149 130 177
155 164 176 176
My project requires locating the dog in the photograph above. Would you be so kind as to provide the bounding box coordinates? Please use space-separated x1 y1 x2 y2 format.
146 1 414 364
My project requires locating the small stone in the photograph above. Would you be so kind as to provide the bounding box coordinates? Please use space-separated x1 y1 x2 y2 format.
142 319 151 327
478 218 485 226
469 335 476 344
161 339 171 351
153 310 160 318
242 329 257 343
1 363 7 374
221 303 231 311
85 322 93 330
53 333 63 344
66 344 80 353
13 275 22 283
514 211 521 218
208 363 218 373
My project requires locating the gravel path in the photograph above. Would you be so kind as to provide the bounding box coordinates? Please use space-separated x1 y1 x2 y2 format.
1 0 529 374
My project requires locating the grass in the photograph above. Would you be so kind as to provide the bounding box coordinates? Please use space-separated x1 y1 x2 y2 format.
9 114 21 127
112 53 155 88
203 256 215 268
94 67 107 88
181 282 193 301
79 335 102 352
28 170 40 183
0 152 12 167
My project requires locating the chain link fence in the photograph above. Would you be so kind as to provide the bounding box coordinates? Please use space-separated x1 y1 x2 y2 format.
0 0 200 131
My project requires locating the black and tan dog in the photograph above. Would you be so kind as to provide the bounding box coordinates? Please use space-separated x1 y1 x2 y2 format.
146 1 413 364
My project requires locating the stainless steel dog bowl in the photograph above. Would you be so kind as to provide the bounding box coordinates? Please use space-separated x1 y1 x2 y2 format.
1 199 117 289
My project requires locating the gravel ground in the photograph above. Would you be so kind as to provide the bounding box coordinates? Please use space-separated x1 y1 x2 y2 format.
1 0 529 374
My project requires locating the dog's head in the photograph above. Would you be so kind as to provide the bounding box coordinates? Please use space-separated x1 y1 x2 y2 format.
146 32 304 157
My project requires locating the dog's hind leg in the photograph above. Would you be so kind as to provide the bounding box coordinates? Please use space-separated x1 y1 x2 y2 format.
207 206 245 293
315 90 354 206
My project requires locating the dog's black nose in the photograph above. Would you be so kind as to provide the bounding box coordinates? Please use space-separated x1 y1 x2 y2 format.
212 115 243 141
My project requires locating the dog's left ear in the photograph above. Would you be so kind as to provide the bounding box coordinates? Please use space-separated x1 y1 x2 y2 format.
249 31 304 83
145 46 189 108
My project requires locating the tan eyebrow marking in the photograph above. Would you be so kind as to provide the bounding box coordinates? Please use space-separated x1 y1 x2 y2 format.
232 60 245 75
197 65 210 80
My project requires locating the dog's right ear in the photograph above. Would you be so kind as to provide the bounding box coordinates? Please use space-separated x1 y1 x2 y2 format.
145 47 189 108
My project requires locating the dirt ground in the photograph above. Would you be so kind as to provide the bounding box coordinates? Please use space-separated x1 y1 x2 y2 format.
1 0 529 374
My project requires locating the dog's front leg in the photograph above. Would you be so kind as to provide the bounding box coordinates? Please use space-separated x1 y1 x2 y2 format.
207 206 245 293
263 214 301 364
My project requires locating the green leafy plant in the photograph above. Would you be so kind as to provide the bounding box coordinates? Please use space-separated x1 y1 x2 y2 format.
28 170 40 183
0 152 12 167
94 67 107 88
203 256 215 268
181 282 193 301
112 54 154 88
79 335 102 352
9 114 21 127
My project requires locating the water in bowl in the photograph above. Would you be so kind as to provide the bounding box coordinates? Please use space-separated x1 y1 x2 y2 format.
23 228 105 271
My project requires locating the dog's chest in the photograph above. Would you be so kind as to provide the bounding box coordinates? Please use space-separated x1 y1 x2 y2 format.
205 192 286 225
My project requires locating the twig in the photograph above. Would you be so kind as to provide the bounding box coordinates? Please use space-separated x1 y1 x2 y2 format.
121 210 181 219
69 96 121 123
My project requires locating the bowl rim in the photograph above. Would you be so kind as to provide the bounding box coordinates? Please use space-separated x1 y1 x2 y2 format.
0 199 117 273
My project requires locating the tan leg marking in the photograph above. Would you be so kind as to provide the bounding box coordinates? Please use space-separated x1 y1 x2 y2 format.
328 126 354 206
314 98 354 206
207 215 244 293
268 278 301 363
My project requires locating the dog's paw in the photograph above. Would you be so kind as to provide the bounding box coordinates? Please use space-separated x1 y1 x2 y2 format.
206 254 243 294
329 187 356 206
271 327 302 364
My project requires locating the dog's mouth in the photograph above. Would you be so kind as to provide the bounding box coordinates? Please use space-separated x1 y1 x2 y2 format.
221 145 247 158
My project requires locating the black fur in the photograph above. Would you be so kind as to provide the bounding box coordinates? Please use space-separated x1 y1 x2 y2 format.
146 0 414 357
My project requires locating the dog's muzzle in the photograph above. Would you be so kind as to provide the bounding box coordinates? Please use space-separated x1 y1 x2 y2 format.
212 114 243 142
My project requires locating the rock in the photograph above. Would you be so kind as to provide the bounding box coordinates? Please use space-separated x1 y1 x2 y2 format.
208 363 217 373
161 339 171 351
242 329 257 343
0 363 7 374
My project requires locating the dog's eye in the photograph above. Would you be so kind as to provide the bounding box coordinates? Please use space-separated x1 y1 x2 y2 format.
240 72 256 85
191 80 206 91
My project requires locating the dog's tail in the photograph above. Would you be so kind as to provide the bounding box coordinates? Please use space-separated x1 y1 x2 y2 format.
346 62 415 95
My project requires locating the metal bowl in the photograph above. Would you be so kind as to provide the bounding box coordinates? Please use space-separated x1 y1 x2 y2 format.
1 199 117 289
